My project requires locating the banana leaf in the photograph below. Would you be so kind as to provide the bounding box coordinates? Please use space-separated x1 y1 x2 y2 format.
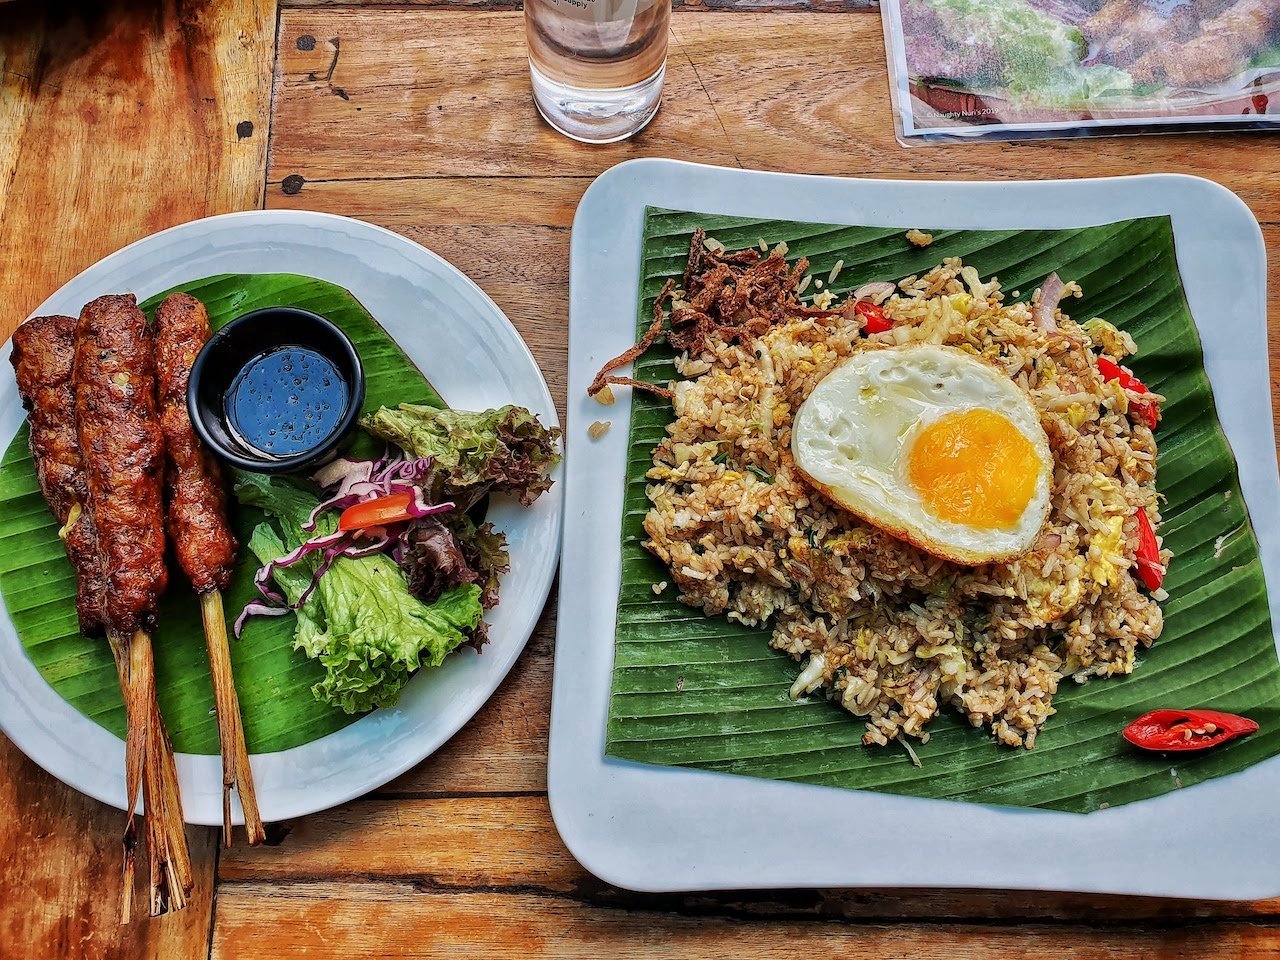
605 209 1280 813
0 275 443 755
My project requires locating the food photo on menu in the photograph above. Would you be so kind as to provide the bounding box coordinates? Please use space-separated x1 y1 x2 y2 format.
883 0 1280 138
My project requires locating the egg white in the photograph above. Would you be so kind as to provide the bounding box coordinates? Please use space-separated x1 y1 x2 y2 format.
791 344 1052 564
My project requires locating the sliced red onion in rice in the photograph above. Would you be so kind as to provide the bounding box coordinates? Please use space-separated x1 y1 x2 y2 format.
853 281 896 305
1037 533 1063 551
1032 273 1064 332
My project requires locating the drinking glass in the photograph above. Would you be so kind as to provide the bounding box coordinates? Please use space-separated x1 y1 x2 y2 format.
525 0 671 144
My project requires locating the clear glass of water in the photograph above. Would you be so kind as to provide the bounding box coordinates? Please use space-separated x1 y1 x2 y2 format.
525 0 671 144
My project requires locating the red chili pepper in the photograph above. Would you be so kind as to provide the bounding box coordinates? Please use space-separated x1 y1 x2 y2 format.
1097 356 1159 429
1133 508 1164 591
855 301 893 334
338 491 416 532
1123 709 1258 753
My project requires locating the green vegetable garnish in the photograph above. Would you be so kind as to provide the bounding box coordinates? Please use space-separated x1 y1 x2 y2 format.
236 473 483 714
362 403 561 508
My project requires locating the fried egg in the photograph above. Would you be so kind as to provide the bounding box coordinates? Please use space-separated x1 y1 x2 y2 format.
791 344 1052 564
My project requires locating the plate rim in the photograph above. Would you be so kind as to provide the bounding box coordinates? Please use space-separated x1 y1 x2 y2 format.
550 158 1280 898
0 208 563 825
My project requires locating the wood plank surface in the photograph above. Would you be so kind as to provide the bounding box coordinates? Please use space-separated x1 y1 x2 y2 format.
0 737 219 960
0 1 273 956
0 0 273 334
212 882 1280 959
267 10 1280 221
220 794 1280 922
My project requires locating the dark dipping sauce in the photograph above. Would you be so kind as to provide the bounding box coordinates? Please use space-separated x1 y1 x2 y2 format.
224 346 349 458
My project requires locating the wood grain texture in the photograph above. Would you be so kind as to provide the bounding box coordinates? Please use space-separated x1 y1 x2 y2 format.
220 793 1280 922
220 796 580 889
3 1 1279 956
0 0 274 336
212 881 1280 959
0 737 218 960
268 10 1280 220
0 0 273 956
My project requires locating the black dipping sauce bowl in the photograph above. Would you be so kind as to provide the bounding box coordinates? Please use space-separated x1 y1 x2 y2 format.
188 306 366 474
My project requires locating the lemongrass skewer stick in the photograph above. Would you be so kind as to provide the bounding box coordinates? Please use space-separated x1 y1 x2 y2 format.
199 590 264 846
148 683 192 914
128 629 194 916
107 634 140 922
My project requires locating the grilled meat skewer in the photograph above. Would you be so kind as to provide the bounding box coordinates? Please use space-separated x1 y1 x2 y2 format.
9 315 139 911
153 295 238 593
73 295 170 635
10 316 108 636
153 292 263 847
73 294 193 917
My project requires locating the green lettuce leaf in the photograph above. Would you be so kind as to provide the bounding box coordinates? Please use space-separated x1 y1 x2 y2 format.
238 473 483 714
361 403 561 507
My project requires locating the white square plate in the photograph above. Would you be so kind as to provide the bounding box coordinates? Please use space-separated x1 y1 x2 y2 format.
550 159 1280 899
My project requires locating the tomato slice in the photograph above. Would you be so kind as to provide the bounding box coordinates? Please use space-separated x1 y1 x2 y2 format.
338 491 416 532
855 301 893 334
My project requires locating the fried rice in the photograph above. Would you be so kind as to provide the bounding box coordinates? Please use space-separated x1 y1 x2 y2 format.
639 240 1170 749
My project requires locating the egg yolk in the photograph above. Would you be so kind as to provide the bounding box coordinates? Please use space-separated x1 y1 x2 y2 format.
906 409 1040 530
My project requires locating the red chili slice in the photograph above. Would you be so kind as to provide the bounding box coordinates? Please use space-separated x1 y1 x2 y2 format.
855 301 893 334
1130 401 1158 430
1123 709 1258 753
1097 356 1159 429
1133 508 1165 591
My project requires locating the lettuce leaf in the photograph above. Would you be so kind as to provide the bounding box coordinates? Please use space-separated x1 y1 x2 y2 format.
361 403 561 507
238 473 484 714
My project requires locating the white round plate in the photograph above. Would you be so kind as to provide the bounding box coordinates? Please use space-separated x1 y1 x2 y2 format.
0 210 562 825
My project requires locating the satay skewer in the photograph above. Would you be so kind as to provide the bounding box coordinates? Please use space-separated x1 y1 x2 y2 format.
10 316 151 919
74 294 194 916
154 293 264 846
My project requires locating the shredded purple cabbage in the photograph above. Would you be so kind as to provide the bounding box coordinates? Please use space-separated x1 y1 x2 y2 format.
302 454 437 531
237 451 454 634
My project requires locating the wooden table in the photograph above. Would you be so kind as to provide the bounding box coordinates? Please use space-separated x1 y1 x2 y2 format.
2 1 1278 956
